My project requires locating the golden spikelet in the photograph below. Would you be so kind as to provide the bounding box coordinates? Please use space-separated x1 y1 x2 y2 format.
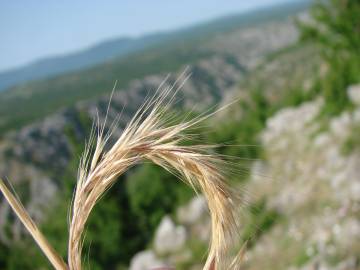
0 75 242 270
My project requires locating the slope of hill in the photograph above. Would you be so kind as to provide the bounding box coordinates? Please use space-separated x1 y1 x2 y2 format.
0 9 302 136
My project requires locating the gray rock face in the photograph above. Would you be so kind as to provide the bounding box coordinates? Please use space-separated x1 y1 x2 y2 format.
205 17 299 69
11 109 78 172
154 216 187 255
244 86 360 269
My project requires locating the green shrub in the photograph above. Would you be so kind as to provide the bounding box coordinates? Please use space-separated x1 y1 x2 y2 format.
126 164 194 239
300 0 360 115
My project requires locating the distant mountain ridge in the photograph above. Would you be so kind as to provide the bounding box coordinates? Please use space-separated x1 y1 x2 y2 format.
0 0 311 92
0 35 168 92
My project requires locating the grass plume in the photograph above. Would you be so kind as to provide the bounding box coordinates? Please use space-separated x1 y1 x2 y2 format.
1 75 241 270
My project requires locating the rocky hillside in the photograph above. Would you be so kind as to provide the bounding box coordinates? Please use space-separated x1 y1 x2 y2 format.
0 12 299 134
242 87 360 270
127 86 360 270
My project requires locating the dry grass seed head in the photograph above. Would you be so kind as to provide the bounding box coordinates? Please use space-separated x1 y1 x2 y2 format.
69 77 241 270
0 74 242 270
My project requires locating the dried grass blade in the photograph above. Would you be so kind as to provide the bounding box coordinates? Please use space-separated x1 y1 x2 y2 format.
0 178 68 270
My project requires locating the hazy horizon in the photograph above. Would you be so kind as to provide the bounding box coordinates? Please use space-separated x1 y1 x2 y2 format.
0 0 306 73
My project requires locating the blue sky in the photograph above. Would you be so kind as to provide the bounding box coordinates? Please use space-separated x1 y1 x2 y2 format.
0 0 301 72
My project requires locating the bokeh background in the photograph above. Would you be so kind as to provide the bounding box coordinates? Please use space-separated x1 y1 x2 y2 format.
0 0 359 269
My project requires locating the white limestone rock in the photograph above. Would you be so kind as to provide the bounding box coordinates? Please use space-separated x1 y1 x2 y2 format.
129 250 167 270
154 216 187 255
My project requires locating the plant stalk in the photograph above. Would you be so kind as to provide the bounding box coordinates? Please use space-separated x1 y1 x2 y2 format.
0 179 68 270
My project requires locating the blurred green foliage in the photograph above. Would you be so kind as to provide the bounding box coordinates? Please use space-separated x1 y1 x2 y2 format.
341 123 360 155
207 89 270 159
127 164 194 237
294 245 318 267
241 199 281 248
300 0 360 115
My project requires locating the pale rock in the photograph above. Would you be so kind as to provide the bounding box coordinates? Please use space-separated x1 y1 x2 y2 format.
251 96 360 269
129 250 167 270
313 133 331 148
329 112 352 139
350 181 360 200
334 218 360 249
352 108 360 123
347 84 360 105
177 195 208 225
154 216 187 255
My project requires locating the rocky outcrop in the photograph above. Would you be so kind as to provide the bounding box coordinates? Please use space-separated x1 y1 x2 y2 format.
129 250 168 270
243 87 360 270
130 196 210 269
154 216 187 255
206 17 299 69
